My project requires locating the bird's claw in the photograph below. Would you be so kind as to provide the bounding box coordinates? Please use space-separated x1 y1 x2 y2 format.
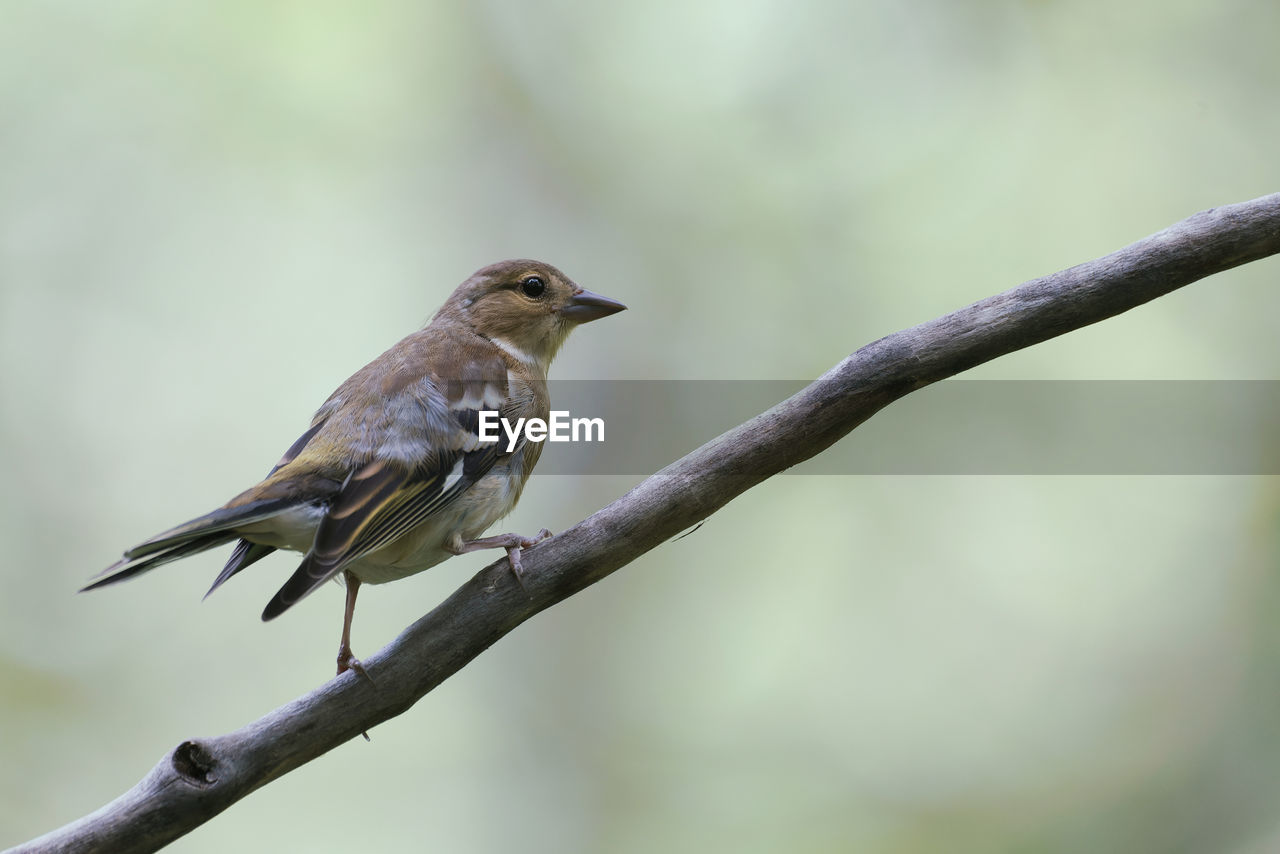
337 647 375 686
506 528 553 594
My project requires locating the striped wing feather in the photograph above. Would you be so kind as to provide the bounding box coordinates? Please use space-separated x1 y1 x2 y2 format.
259 445 502 619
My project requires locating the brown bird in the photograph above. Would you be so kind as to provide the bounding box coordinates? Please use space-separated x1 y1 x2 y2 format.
85 260 626 677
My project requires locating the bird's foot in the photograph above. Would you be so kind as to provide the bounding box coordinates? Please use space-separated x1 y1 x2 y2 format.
337 644 375 686
503 528 553 592
449 528 553 593
338 644 375 741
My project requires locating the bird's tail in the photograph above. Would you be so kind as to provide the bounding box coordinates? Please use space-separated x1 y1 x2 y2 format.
82 498 297 592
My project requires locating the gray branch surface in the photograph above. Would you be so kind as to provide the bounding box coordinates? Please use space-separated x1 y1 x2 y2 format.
11 193 1280 854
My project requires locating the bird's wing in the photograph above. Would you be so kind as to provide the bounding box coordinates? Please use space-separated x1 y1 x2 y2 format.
261 338 524 619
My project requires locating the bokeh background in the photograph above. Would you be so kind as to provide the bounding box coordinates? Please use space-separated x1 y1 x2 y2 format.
3 1 1279 852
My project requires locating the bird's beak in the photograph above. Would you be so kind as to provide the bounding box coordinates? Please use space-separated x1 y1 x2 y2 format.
560 288 627 323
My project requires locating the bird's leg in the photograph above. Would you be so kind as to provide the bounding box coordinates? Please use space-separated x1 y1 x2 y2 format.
445 528 553 590
336 572 374 742
336 570 373 685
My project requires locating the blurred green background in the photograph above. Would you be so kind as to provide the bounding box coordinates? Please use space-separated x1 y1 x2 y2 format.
3 1 1279 852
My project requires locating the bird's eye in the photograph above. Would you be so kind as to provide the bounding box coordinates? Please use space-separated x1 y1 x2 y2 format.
520 276 546 298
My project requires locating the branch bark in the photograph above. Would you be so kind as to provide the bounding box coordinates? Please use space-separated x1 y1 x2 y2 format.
11 193 1280 854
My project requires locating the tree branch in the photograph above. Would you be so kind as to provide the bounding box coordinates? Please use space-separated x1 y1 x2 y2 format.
11 192 1280 854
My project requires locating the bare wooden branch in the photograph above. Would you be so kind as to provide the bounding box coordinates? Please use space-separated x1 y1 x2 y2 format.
10 193 1280 854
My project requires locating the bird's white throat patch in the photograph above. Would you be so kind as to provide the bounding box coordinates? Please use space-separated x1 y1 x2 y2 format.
489 336 539 368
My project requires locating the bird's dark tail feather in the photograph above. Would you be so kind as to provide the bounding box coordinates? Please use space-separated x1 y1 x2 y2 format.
81 532 240 591
204 539 277 599
82 498 296 592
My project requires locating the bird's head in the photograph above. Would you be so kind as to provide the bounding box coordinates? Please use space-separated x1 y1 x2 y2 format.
436 260 627 371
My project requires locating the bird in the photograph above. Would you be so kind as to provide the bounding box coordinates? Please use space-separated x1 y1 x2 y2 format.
84 259 626 678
